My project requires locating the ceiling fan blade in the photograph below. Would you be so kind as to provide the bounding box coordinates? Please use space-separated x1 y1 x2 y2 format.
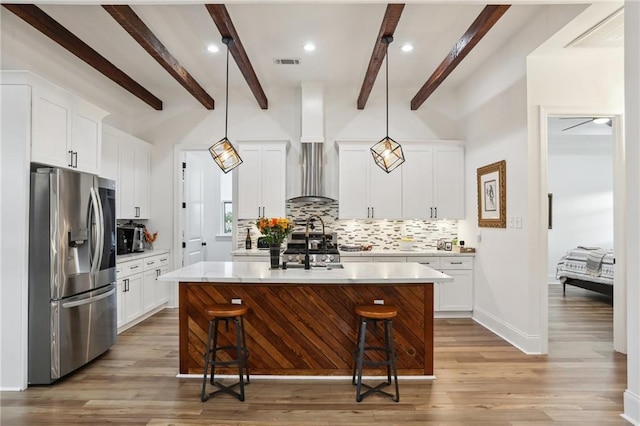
561 119 593 131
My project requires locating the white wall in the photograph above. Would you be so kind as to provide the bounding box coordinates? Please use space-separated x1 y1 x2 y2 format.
457 5 587 354
547 135 613 282
0 85 31 390
624 2 640 423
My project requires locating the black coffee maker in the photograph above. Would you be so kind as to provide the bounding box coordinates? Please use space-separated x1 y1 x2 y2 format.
117 224 145 254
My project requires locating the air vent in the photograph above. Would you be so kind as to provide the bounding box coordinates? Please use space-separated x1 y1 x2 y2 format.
274 58 301 65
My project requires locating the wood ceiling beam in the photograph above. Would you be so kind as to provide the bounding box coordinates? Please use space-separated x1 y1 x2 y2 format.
205 4 268 110
103 5 214 110
357 4 405 110
410 5 510 110
3 4 163 110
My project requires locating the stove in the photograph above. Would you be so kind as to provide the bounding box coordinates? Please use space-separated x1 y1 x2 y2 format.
283 232 341 265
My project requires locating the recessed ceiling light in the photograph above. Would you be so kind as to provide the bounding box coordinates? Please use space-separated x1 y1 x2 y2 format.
303 42 316 52
401 43 414 52
207 44 219 53
593 117 611 124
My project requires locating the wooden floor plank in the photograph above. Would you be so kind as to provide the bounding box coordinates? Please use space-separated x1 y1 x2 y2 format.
0 285 626 425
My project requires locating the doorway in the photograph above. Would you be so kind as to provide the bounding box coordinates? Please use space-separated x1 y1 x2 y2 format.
179 150 233 267
540 110 626 354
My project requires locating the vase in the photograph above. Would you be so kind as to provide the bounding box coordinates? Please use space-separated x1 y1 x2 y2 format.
269 244 281 269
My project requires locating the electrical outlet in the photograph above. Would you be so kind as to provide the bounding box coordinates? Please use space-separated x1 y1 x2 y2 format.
508 217 514 228
515 217 522 229
231 298 242 305
374 299 384 305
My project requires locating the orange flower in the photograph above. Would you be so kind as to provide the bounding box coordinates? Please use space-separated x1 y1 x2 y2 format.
256 217 293 245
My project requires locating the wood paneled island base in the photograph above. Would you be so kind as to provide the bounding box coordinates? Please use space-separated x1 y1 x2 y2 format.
179 282 434 376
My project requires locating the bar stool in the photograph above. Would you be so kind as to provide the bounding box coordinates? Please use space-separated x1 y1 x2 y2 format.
201 304 250 402
352 304 399 402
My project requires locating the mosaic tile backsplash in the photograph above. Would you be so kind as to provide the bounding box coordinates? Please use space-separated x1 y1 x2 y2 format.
237 200 458 250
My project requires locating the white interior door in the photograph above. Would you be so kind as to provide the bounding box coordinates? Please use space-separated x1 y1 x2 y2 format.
184 152 205 266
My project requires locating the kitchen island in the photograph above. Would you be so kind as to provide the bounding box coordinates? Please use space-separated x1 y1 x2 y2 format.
159 261 452 376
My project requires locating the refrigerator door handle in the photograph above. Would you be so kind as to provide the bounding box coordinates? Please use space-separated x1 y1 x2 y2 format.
88 187 104 276
61 287 116 309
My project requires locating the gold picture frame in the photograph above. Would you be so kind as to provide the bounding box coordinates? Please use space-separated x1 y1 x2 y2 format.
477 160 506 228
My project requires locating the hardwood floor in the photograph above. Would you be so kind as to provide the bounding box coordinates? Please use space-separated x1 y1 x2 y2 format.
1 285 627 425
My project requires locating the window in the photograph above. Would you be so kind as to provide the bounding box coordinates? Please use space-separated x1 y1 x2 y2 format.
222 201 233 235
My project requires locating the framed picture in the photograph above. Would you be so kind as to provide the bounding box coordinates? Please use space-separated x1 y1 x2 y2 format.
477 160 506 228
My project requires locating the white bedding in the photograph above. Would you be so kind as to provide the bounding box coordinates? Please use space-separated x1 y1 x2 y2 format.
556 246 614 286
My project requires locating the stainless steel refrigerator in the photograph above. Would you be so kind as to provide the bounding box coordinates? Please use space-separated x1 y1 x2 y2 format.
28 165 117 384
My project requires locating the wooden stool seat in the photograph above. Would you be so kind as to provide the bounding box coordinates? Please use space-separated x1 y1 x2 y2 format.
205 304 248 318
355 304 397 319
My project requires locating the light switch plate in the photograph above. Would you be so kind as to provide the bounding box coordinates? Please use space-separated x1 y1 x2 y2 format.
515 217 522 228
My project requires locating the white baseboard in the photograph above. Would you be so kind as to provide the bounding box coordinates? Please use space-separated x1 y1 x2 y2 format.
623 389 640 425
435 311 472 319
473 306 542 354
117 303 167 334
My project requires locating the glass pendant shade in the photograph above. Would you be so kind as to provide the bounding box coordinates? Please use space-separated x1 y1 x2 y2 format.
371 136 405 173
209 137 242 173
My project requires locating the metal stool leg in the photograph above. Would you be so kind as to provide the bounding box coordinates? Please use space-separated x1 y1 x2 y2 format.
352 319 362 385
234 317 245 401
210 318 220 385
355 317 367 402
384 320 392 385
387 319 399 402
201 319 214 402
240 316 250 384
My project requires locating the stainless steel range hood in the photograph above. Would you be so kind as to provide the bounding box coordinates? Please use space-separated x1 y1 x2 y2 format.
288 82 336 203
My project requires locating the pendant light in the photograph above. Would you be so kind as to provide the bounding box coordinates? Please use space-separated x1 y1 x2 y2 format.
209 37 242 173
370 35 405 174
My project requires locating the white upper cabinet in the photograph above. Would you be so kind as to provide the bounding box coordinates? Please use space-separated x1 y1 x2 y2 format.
102 125 151 220
338 142 402 219
29 77 107 175
402 144 464 220
433 147 464 219
338 141 464 220
236 141 287 219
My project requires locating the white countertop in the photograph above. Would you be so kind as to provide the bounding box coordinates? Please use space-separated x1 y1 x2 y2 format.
158 261 453 285
117 249 170 263
230 249 474 257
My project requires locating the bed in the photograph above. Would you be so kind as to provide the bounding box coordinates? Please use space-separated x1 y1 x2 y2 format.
555 246 614 297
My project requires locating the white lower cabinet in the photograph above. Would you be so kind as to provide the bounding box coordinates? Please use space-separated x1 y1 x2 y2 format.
436 257 473 313
342 254 474 316
116 260 143 328
116 252 171 333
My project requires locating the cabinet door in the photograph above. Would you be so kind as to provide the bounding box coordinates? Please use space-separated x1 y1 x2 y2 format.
237 145 261 219
134 144 150 219
433 147 464 219
437 269 472 311
118 143 136 219
31 87 71 169
261 145 286 218
338 147 370 219
71 111 100 174
142 269 157 311
124 274 143 323
370 160 402 219
402 147 434 219
156 266 170 305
